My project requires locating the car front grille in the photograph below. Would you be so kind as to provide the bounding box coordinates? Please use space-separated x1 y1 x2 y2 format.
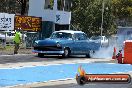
34 46 62 51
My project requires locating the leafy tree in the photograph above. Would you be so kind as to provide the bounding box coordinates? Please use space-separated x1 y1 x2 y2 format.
112 0 132 18
71 0 132 36
0 0 28 15
112 0 132 26
71 0 116 36
20 0 27 15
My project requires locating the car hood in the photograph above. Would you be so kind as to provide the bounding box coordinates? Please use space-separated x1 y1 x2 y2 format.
37 38 71 46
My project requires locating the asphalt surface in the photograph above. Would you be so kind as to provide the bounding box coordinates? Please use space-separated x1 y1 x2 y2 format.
13 77 132 88
34 81 132 88
0 54 114 68
0 54 131 88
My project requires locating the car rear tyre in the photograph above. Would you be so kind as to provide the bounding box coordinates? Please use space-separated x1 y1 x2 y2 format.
86 53 91 58
38 53 44 57
86 50 95 58
62 48 70 58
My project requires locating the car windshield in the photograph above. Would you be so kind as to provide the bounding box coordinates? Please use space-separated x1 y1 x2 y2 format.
90 36 101 40
50 32 72 39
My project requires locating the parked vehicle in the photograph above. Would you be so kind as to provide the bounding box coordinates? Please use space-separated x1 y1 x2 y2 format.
89 36 109 47
0 31 27 44
0 32 15 44
32 30 100 58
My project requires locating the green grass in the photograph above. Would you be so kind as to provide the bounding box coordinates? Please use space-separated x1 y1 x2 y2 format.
0 45 14 50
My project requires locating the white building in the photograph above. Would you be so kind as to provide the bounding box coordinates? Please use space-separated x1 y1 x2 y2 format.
28 0 72 34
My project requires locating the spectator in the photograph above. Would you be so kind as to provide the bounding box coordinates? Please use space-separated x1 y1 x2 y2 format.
13 30 22 54
116 50 123 64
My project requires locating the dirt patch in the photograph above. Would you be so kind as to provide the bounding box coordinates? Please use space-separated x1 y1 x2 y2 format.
0 46 33 55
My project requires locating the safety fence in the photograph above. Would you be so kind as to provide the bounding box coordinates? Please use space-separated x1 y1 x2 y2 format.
0 32 40 47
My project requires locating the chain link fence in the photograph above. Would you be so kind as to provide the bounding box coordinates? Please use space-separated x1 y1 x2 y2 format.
25 32 40 48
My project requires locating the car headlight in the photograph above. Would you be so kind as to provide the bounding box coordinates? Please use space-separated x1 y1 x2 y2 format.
33 42 38 47
56 42 61 47
33 41 39 47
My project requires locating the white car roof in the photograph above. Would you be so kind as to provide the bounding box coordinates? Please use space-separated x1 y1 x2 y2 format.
54 30 84 34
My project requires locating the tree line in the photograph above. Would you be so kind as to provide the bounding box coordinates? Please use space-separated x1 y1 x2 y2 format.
71 0 132 36
0 0 28 15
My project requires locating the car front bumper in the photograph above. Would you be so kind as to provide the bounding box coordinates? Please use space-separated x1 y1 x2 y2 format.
32 50 64 55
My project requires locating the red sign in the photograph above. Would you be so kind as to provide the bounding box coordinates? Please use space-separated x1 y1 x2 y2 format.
15 15 42 32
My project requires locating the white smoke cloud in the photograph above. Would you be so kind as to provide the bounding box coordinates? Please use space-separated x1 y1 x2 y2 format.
92 36 124 59
92 46 117 59
92 27 132 59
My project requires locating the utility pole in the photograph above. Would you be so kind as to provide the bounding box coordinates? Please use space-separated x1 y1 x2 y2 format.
100 0 104 47
101 0 104 38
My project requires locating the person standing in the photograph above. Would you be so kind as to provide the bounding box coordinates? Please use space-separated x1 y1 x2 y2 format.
13 30 22 54
116 50 123 64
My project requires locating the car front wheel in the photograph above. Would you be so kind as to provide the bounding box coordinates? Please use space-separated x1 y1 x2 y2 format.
62 48 70 58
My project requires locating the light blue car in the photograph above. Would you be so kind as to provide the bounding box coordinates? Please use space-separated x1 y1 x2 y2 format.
32 30 100 58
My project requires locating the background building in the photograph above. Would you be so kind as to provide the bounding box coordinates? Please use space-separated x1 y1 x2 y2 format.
28 0 72 39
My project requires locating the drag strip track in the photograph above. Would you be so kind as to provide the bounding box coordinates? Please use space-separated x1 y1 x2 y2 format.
0 63 132 87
